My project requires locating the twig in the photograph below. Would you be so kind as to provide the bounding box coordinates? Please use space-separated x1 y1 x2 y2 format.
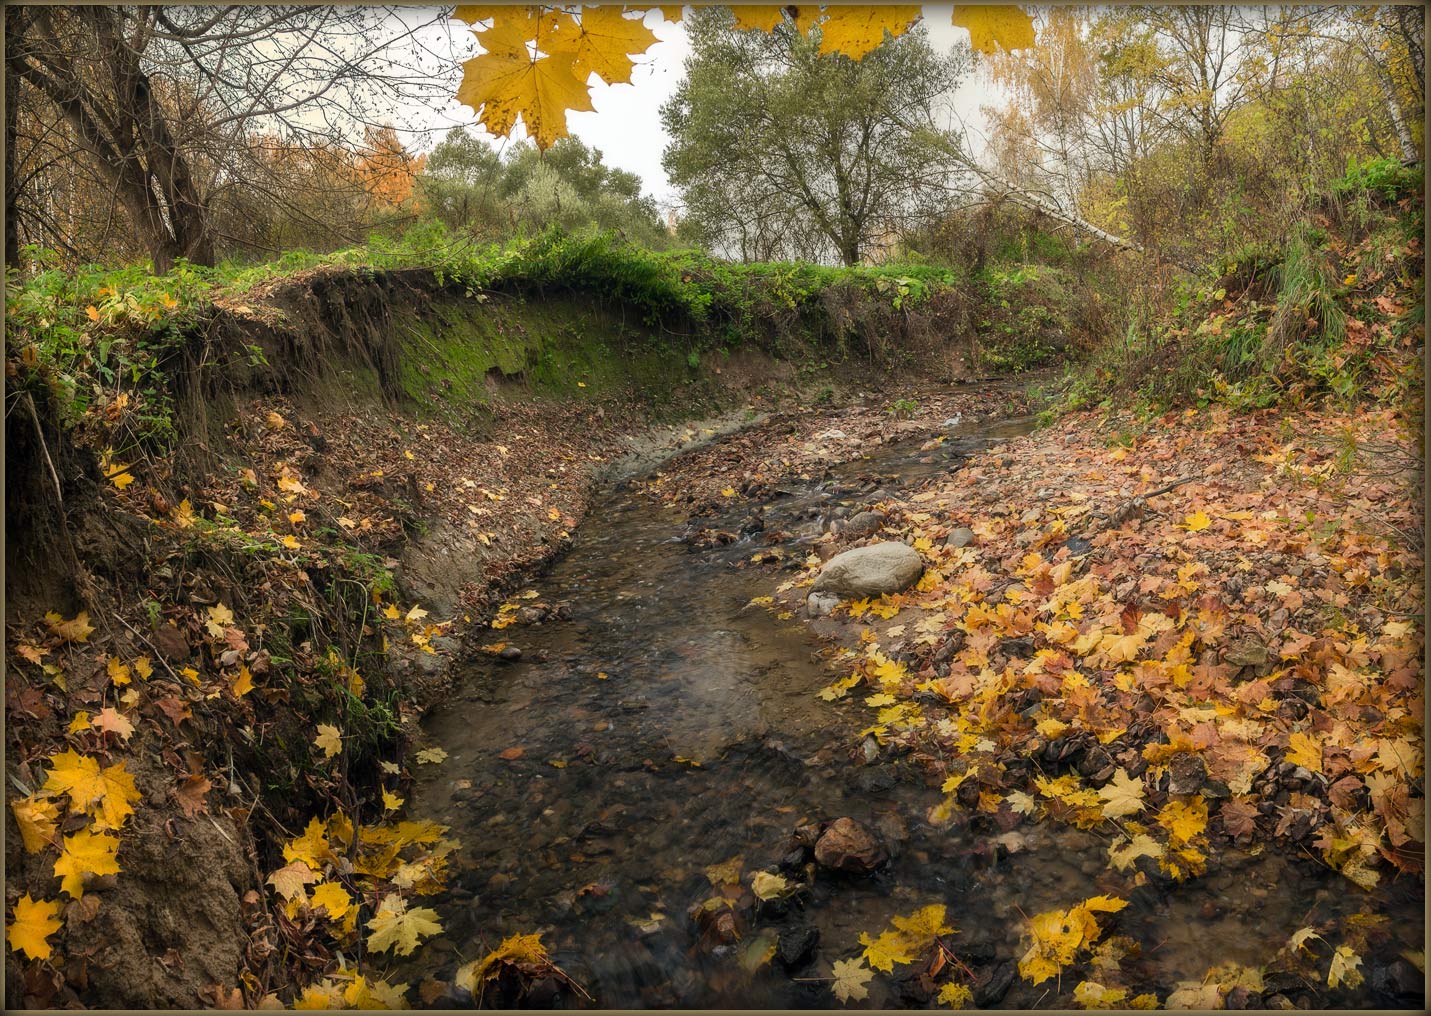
24 392 65 507
1092 475 1203 530
108 608 186 686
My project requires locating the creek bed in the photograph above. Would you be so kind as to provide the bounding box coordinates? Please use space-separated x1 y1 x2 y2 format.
401 406 1423 1008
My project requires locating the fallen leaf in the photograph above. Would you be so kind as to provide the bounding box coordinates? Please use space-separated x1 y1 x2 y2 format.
366 895 442 956
831 957 874 1003
53 828 121 899
315 724 343 759
7 894 63 961
268 861 318 901
175 775 212 819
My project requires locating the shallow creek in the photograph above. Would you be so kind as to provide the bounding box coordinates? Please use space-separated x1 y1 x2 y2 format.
403 408 1422 1008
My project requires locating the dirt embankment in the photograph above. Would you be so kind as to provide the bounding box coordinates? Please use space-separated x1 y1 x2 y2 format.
4 264 1002 1007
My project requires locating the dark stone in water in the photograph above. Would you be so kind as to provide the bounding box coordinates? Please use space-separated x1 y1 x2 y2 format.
776 926 820 970
814 817 889 875
497 645 523 662
1261 971 1309 996
1224 985 1257 1009
1371 958 1424 1000
777 848 807 873
973 961 1016 1006
853 766 897 794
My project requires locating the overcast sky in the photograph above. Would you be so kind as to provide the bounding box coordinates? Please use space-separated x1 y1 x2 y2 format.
400 5 997 208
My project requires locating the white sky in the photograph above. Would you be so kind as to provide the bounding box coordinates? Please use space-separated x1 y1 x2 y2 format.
401 5 998 207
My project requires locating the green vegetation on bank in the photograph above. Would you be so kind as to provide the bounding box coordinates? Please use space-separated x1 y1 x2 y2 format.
1054 157 1424 417
6 222 1099 453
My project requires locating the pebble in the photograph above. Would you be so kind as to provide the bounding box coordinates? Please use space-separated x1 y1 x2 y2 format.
945 527 976 548
813 817 889 875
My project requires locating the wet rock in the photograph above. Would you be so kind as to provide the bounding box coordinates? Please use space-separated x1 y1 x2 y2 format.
777 848 807 873
973 961 1016 1006
810 542 923 600
840 511 887 540
1167 753 1208 795
945 527 976 549
854 766 897 794
776 927 820 970
792 823 822 850
1261 971 1309 997
807 592 841 618
813 818 888 875
497 645 523 662
1371 958 1423 1000
1225 986 1257 1009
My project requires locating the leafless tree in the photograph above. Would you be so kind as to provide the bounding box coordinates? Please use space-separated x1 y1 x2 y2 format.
6 5 459 271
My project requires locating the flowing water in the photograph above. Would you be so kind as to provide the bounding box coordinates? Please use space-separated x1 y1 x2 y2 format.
404 405 1423 1009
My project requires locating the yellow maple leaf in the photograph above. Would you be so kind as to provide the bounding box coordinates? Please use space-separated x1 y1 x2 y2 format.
1328 945 1364 988
42 750 141 830
938 981 973 1008
383 789 404 812
1286 730 1324 772
284 817 337 871
860 927 916 972
890 903 955 949
205 603 235 637
1157 797 1208 843
1074 980 1129 1009
456 40 595 149
44 610 94 643
7 894 63 961
315 724 343 759
1108 832 1163 871
952 4 1036 54
366 895 442 956
832 956 874 1003
816 5 922 59
544 6 657 85
53 828 121 899
1181 510 1212 532
107 656 131 686
729 5 789 33
1097 768 1146 819
10 794 61 854
310 881 353 920
750 870 796 901
231 665 255 697
132 656 153 680
267 860 318 901
457 932 550 994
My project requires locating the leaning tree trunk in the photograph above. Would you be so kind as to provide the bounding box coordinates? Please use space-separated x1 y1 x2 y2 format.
8 5 215 273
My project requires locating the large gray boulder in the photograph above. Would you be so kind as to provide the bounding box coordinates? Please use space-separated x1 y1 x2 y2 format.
810 541 923 601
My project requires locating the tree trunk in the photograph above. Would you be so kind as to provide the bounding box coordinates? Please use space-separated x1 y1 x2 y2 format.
9 6 216 272
5 25 18 272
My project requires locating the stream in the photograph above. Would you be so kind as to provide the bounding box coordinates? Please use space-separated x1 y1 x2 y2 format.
403 406 1423 1008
